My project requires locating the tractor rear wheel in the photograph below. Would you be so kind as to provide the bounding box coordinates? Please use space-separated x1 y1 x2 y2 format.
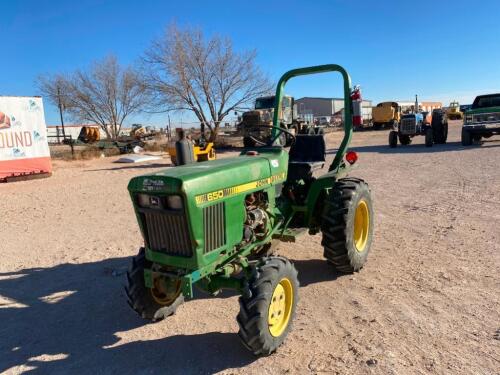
425 128 433 147
389 131 398 147
321 178 374 273
125 248 184 322
432 112 448 144
237 257 299 356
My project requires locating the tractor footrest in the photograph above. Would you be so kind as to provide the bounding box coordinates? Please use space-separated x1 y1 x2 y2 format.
273 228 308 243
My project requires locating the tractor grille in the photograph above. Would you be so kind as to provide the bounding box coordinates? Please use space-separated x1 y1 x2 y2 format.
141 209 193 257
400 118 416 134
243 113 260 126
203 202 226 253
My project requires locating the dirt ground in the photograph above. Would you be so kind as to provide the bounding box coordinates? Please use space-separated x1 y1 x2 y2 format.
1 121 499 375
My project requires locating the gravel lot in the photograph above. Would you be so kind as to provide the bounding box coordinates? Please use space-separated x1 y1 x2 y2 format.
1 121 499 374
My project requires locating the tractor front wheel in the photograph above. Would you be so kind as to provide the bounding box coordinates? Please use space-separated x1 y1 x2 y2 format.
398 134 412 145
125 248 184 322
321 178 374 273
237 257 299 356
389 131 398 147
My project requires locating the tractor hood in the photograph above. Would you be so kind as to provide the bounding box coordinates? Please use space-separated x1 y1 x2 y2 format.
128 148 288 200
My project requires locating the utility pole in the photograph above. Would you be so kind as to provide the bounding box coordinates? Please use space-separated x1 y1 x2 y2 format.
57 86 66 140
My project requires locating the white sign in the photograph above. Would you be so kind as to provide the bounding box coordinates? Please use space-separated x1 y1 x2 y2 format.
0 96 52 180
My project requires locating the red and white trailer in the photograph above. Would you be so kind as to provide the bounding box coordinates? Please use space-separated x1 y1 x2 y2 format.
0 96 52 182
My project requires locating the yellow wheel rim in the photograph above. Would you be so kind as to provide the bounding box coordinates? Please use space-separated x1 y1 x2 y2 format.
268 278 293 337
151 277 181 306
353 200 370 252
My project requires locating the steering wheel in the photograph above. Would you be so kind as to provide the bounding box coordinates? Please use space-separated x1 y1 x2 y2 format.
246 125 296 147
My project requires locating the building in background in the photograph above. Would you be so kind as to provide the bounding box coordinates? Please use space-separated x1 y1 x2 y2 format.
394 101 442 114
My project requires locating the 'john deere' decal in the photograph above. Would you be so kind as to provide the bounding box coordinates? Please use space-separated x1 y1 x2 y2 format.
195 172 286 205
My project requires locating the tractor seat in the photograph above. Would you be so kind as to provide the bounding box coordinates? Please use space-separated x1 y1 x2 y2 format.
287 135 326 180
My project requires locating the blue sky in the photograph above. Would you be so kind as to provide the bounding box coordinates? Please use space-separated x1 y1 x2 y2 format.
1 0 499 126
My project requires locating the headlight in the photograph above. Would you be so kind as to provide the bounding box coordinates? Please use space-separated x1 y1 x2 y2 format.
166 195 183 210
465 115 473 124
136 194 183 210
137 193 152 208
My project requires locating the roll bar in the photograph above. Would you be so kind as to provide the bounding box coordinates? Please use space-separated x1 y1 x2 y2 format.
272 64 353 172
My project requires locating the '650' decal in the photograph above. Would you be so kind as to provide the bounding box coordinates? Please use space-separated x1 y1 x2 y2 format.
195 172 285 205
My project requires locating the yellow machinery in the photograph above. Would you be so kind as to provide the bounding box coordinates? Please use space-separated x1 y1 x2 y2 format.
372 102 400 130
78 126 101 143
447 101 463 120
130 125 146 138
168 140 216 165
130 124 159 140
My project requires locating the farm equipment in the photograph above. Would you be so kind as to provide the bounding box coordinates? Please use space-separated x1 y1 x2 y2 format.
125 64 374 355
130 124 160 140
167 140 216 165
462 93 500 145
167 129 216 165
77 126 101 143
372 102 401 130
239 95 319 148
389 96 448 147
447 101 463 120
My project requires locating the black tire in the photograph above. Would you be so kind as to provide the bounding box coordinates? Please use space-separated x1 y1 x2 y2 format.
398 134 411 145
389 130 398 148
461 128 472 146
443 122 448 143
373 122 382 130
243 136 256 148
425 128 433 147
320 178 374 273
432 111 447 144
237 257 299 356
125 248 184 322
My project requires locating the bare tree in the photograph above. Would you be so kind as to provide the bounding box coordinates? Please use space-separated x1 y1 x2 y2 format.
37 56 149 139
142 24 272 141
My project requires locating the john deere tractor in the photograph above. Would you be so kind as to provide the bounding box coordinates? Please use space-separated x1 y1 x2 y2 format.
125 64 374 355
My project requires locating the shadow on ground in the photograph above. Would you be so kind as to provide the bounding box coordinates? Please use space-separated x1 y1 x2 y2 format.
292 258 343 287
0 258 254 375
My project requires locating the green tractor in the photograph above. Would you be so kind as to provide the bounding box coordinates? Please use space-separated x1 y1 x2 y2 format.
125 64 374 355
